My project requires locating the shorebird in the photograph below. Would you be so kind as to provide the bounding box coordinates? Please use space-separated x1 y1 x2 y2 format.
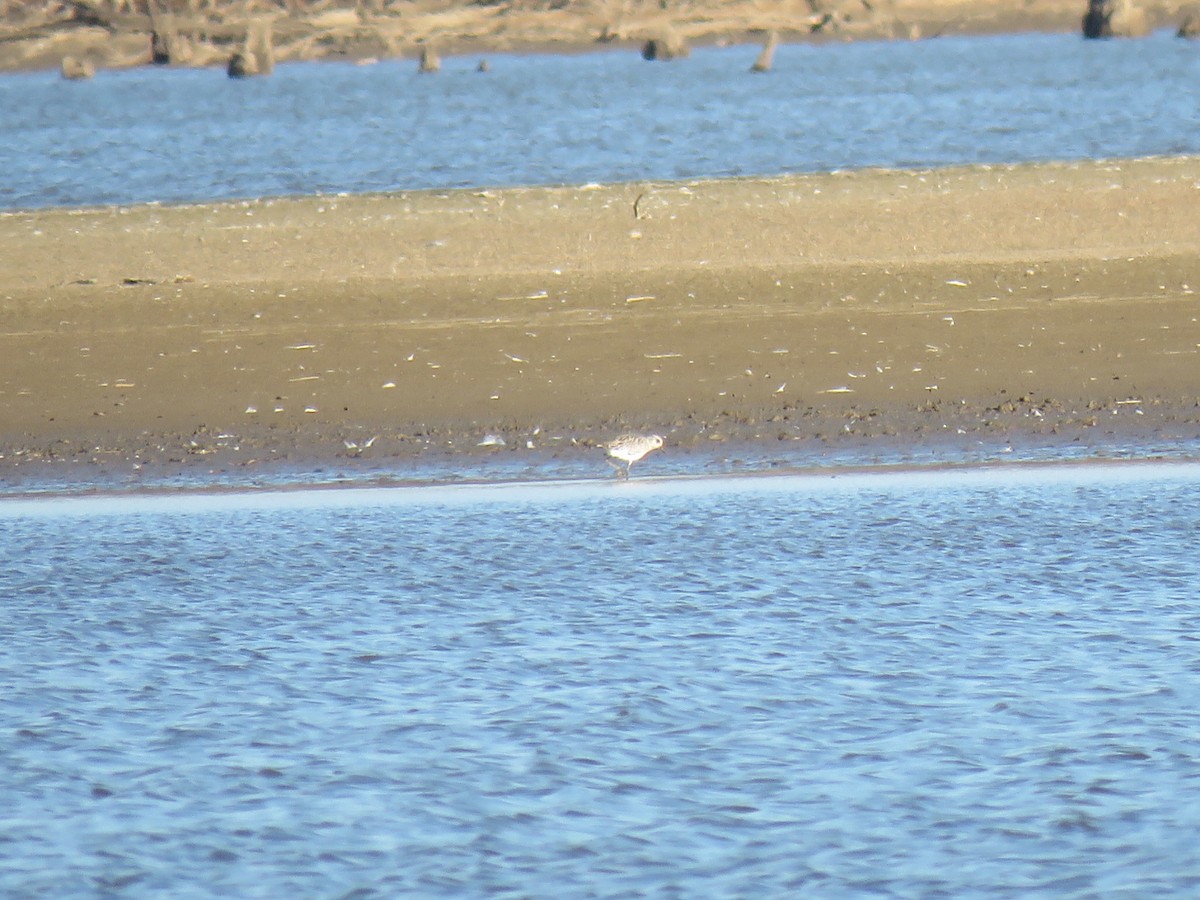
342 436 377 456
605 433 664 479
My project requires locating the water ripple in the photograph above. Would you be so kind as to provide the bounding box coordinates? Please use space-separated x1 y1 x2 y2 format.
2 32 1200 210
3 468 1200 894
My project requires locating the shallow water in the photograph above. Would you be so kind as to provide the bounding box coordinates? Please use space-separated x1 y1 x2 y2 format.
4 463 1200 895
3 31 1199 209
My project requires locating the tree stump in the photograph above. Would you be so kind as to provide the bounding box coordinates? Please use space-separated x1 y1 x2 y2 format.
642 32 690 61
247 20 275 76
1083 0 1150 38
228 20 274 78
419 44 441 73
750 31 779 73
149 13 195 66
61 56 95 80
227 50 255 78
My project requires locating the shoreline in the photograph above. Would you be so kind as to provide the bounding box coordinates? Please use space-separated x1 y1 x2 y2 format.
4 451 1200 507
3 156 1200 490
2 0 1196 76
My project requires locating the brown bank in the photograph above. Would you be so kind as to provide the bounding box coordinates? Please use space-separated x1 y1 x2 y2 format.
2 0 1196 76
2 156 1200 482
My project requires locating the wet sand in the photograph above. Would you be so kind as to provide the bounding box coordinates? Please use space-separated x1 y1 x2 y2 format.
2 156 1199 485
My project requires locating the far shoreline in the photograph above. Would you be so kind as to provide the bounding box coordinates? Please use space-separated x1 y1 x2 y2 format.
3 0 1196 77
0 24 1110 77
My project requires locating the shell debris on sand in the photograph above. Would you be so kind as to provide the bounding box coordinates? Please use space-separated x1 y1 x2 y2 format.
605 433 664 479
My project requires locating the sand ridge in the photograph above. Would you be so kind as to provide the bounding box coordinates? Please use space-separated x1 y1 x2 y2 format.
1 156 1199 482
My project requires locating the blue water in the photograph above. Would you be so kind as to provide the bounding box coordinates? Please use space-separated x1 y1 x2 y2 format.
4 463 1200 895
2 30 1199 209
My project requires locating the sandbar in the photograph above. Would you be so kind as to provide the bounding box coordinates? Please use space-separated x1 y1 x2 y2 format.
2 156 1199 484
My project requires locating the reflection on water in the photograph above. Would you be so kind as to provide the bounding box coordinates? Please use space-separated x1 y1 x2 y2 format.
3 463 1200 894
2 31 1199 209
